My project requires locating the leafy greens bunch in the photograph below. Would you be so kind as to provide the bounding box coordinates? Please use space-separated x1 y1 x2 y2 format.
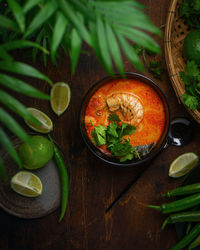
179 0 200 28
180 60 200 111
91 114 139 162
0 0 161 179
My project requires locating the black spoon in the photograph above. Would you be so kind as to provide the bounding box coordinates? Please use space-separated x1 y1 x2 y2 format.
106 117 194 213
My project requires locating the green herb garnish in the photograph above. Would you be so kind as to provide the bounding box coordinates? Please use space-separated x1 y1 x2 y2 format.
91 114 137 162
179 60 200 111
179 0 200 28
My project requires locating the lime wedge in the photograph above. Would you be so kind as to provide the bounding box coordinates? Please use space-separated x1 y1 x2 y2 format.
11 171 43 197
50 82 71 116
169 152 199 178
25 107 53 133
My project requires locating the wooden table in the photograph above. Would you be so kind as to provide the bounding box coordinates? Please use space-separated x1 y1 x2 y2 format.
1 0 200 249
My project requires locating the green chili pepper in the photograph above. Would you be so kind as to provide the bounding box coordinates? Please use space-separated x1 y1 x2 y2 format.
162 183 200 198
148 193 200 214
48 135 69 222
162 211 200 230
188 234 200 250
170 223 200 250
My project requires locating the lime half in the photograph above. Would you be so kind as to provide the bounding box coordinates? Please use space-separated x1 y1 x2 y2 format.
11 171 42 197
169 152 199 178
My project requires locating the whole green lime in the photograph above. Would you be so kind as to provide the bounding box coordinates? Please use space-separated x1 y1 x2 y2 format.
18 135 54 170
183 30 200 65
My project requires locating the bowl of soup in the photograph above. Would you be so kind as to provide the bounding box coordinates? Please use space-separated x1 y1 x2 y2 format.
80 73 170 166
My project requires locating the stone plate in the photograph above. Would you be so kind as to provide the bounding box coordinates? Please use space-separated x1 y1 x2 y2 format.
0 136 69 219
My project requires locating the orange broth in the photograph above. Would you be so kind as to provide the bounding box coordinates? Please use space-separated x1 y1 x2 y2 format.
85 78 166 155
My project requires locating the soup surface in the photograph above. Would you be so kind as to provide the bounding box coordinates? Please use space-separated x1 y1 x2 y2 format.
85 78 166 155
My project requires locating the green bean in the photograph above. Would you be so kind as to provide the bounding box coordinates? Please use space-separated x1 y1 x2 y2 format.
170 223 200 250
148 193 200 214
188 234 200 249
48 135 69 222
162 211 200 230
162 183 200 198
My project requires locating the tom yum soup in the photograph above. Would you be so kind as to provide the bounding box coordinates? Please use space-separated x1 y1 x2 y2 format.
84 78 166 162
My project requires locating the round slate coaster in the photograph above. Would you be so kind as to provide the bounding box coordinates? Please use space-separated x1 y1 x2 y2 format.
0 136 62 219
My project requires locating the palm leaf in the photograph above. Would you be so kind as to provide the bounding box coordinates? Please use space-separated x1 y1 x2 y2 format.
0 47 13 61
70 28 82 74
0 90 41 126
0 108 30 144
96 15 113 75
57 0 92 45
51 11 67 63
42 34 47 67
0 40 49 54
0 14 19 31
0 61 53 86
32 29 44 63
23 0 41 14
0 73 50 99
24 0 57 38
0 157 7 180
105 22 124 75
119 26 161 54
0 128 22 169
117 33 144 72
68 0 95 21
7 0 25 33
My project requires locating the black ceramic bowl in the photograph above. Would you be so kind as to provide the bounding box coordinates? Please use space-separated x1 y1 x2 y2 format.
80 73 170 167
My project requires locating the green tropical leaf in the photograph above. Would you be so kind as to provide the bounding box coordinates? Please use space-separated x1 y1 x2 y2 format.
0 73 50 99
42 34 47 67
0 40 49 54
96 15 113 74
24 0 57 38
7 0 25 33
0 47 13 61
119 26 161 54
0 90 41 126
70 28 82 74
68 0 95 21
0 108 30 144
0 14 19 31
0 61 53 86
0 156 7 180
51 11 67 63
117 33 144 72
105 22 124 75
0 128 22 169
32 29 44 63
23 0 41 14
58 0 92 45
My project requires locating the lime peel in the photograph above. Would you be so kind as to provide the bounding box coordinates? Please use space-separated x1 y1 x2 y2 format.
169 152 199 178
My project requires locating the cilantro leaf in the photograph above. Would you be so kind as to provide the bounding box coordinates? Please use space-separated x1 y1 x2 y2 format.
120 153 134 162
179 0 200 28
108 113 121 122
120 123 136 136
110 139 134 157
148 61 164 79
107 121 118 138
91 125 107 146
182 93 199 111
133 44 143 55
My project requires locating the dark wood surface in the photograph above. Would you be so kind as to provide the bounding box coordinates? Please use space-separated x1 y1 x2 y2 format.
1 1 200 249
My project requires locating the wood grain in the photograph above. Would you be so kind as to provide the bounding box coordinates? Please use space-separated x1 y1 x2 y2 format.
1 1 200 249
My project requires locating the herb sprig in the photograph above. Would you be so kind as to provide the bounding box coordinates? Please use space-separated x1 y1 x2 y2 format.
179 60 200 111
91 114 137 162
